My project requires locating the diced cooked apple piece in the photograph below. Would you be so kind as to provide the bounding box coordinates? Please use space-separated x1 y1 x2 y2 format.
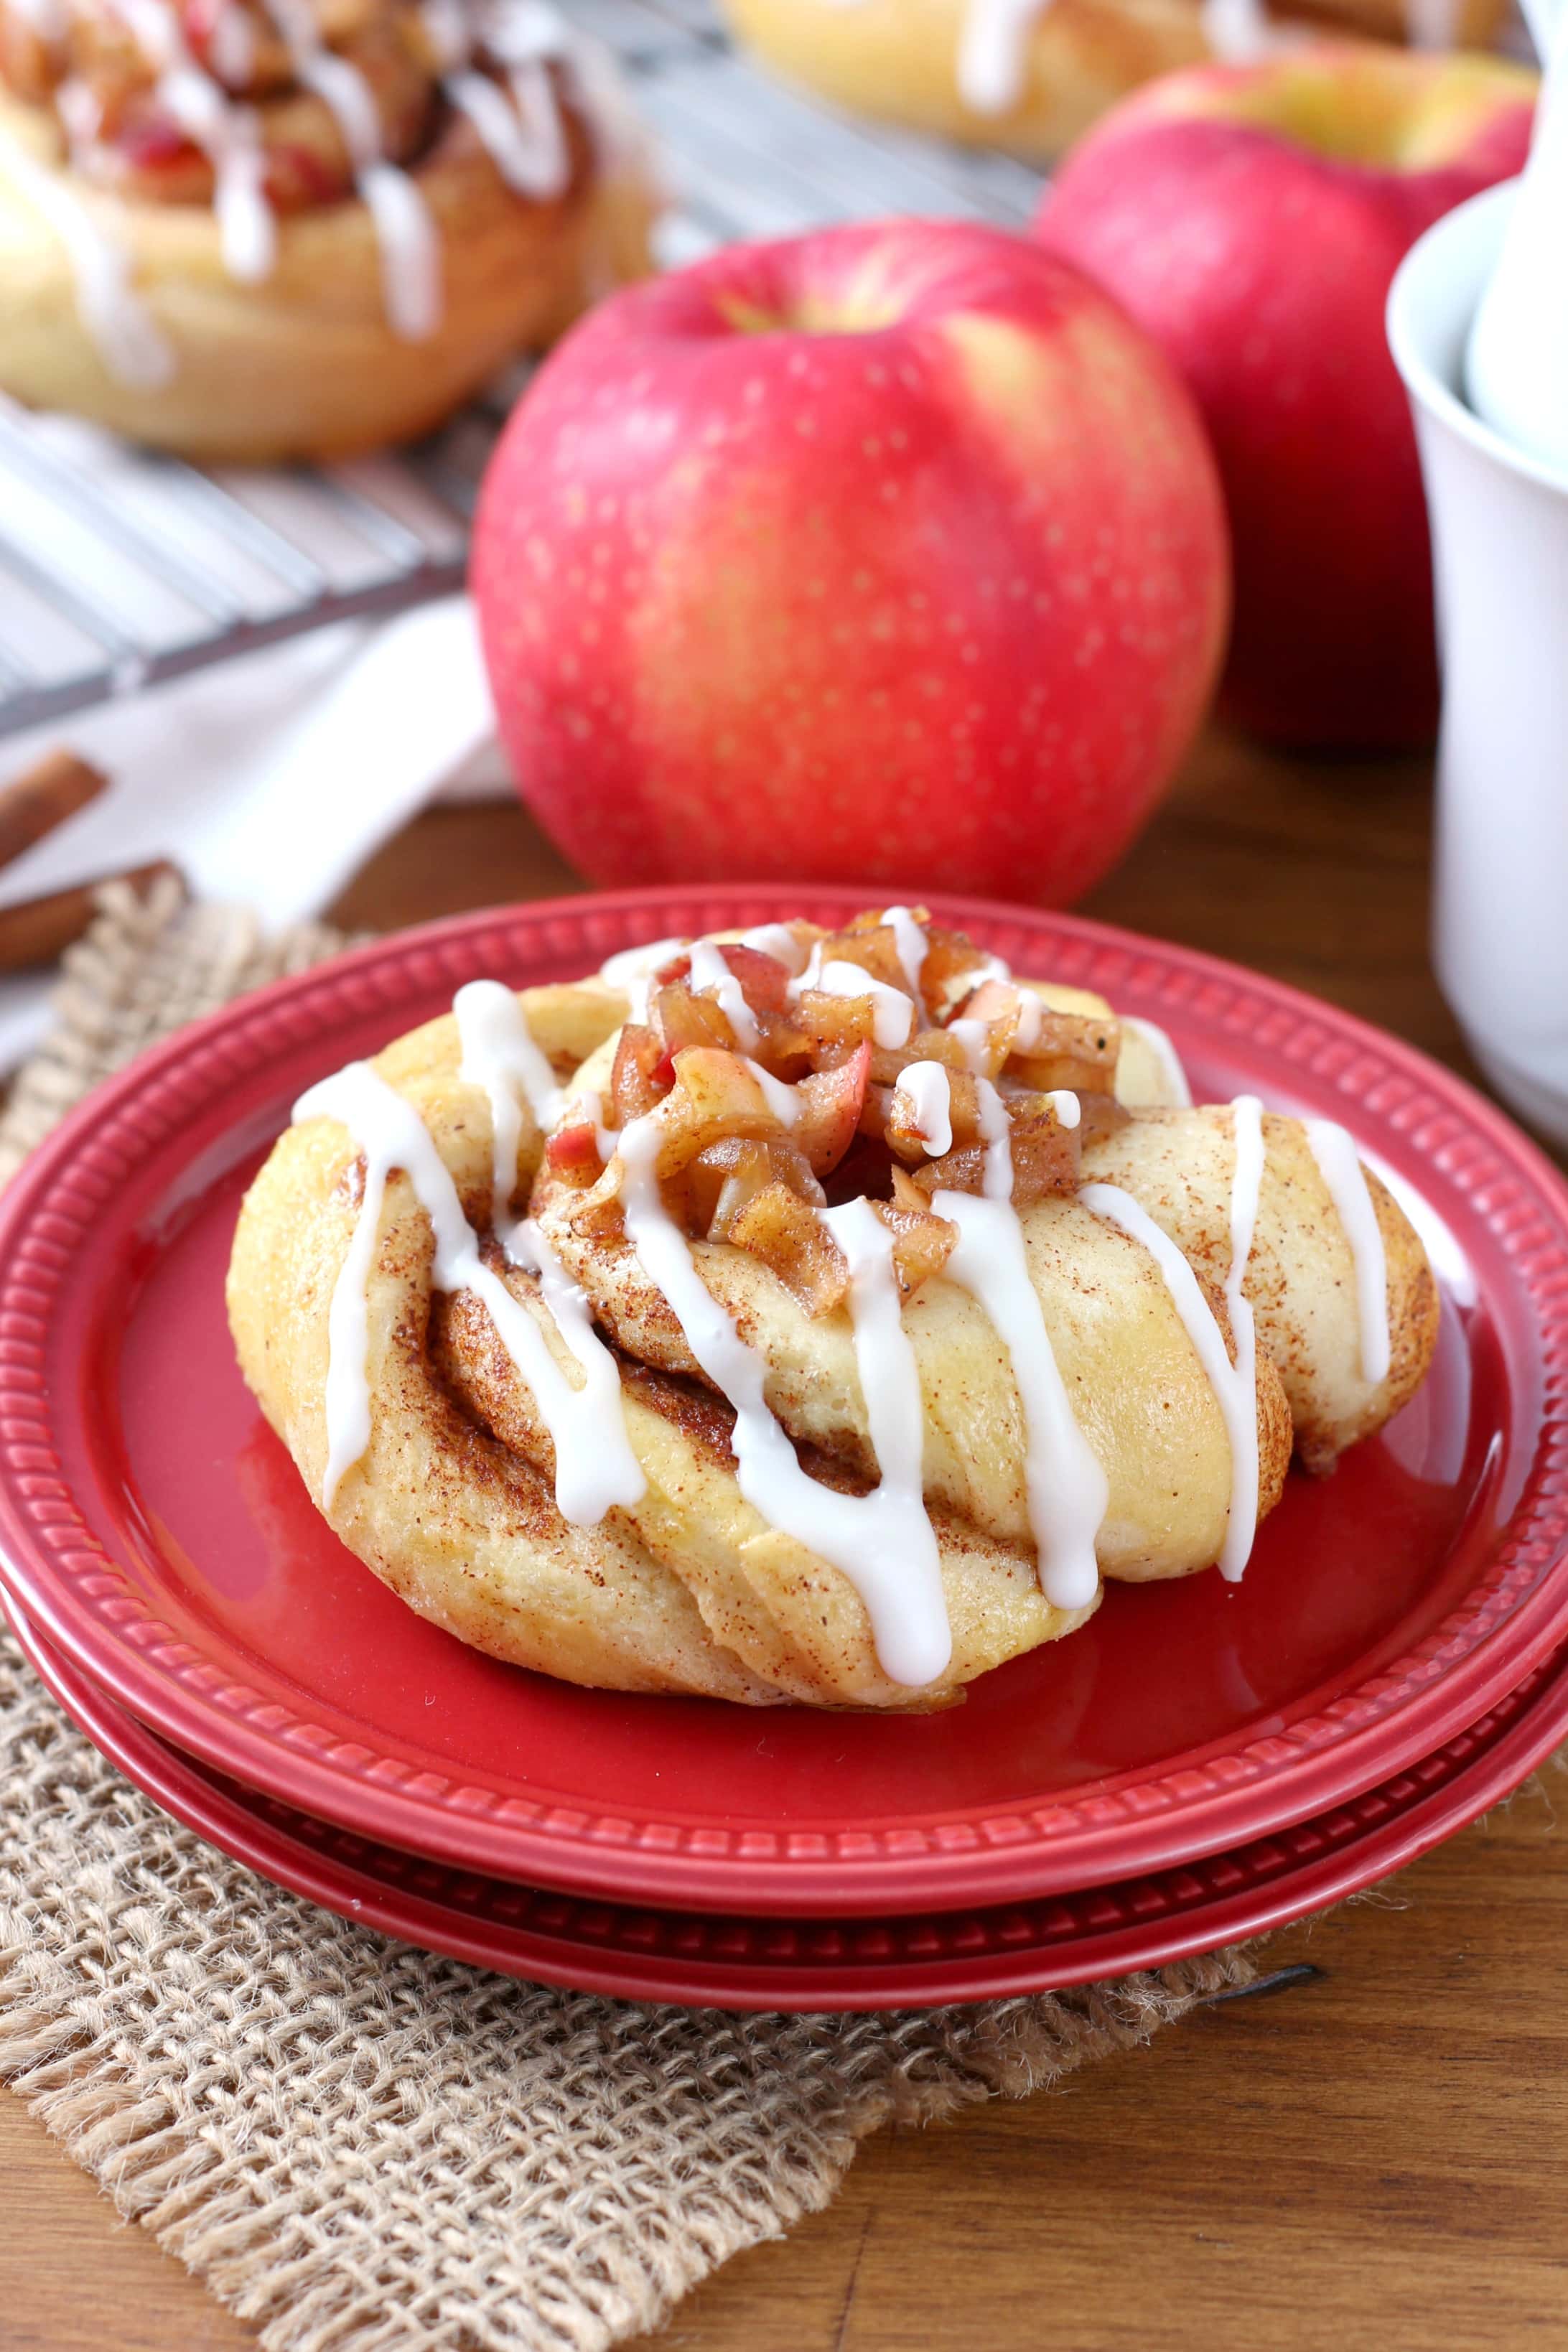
793 1041 872 1176
728 1182 850 1315
867 1030 971 1088
883 1067 981 1160
682 1136 825 1241
544 1121 604 1182
908 1143 986 1198
907 1098 1078 1203
750 1010 815 1073
920 925 1004 1007
1077 1092 1131 1147
811 925 913 999
1010 1010 1121 1096
877 1175 958 1297
715 941 793 1014
793 989 877 1062
610 1023 671 1125
650 1047 792 1177
1007 1111 1082 1203
655 979 737 1058
955 977 1027 1063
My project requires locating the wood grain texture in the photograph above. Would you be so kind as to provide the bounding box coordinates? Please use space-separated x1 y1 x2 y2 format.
6 729 1564 2352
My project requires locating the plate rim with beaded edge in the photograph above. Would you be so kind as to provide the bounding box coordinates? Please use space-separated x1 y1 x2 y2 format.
0 885 1565 1917
6 1592 1564 2010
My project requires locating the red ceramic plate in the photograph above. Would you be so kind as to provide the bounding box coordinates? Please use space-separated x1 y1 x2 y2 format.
8 1592 1564 2010
0 887 1564 1918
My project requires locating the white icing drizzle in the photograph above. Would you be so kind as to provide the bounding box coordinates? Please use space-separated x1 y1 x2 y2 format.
453 978 564 1236
263 0 443 340
160 65 274 280
358 162 442 338
880 905 930 1005
615 1114 951 1686
957 0 1050 113
974 1075 1014 1203
832 0 1279 110
688 939 761 1052
1404 0 1459 46
1077 1093 1264 1583
104 0 276 279
1122 1015 1193 1109
739 923 811 975
419 0 471 66
1363 1150 1475 1310
1305 1119 1391 1386
1199 0 1274 57
207 1 256 84
1012 987 1045 1052
8 0 70 34
0 133 174 386
968 953 1013 987
815 961 914 1050
933 1189 1107 1613
487 0 571 59
599 937 689 982
297 1059 644 1523
426 1 574 202
948 1016 989 1073
1224 1095 1265 1577
565 1086 617 1164
820 1195 951 1682
599 935 687 1025
442 60 565 200
54 74 101 148
741 1058 801 1126
893 1061 953 1158
1079 1180 1259 1582
1049 1088 1081 1131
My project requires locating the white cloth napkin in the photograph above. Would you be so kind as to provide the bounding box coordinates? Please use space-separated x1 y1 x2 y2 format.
0 596 506 1069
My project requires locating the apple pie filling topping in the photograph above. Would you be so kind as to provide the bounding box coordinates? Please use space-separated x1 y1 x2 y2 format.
546 912 1128 1319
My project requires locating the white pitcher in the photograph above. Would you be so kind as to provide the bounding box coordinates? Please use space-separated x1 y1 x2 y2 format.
1465 6 1568 471
1389 186 1568 1148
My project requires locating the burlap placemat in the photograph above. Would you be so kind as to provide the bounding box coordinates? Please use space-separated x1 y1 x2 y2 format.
0 879 1256 2352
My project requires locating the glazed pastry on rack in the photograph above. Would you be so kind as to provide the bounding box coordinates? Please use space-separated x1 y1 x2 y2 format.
718 0 1508 163
0 0 657 459
228 910 1439 1711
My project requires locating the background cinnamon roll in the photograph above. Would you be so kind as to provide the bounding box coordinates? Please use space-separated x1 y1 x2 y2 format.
717 0 1510 164
0 0 658 458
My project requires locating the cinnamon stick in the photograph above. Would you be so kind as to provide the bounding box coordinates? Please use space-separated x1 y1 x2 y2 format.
0 748 108 872
0 859 182 973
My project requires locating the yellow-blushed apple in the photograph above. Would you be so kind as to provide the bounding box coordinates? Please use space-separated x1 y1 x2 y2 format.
472 220 1228 900
1037 45 1536 750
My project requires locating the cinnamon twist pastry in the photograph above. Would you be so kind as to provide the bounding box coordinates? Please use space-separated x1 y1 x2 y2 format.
229 911 1439 1710
0 0 657 457
718 0 1510 164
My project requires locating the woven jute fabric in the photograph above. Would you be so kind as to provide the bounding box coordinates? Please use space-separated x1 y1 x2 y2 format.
0 881 1256 2352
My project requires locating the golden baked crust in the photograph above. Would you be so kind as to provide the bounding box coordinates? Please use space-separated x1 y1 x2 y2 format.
228 917 1437 1710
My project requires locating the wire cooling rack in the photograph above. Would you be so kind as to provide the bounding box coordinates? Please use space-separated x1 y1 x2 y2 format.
0 0 1043 742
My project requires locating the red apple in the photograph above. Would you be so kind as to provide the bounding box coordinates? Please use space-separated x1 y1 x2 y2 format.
472 219 1228 901
1037 44 1536 751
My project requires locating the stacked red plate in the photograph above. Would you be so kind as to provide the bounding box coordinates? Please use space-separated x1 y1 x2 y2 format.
1 886 1567 2012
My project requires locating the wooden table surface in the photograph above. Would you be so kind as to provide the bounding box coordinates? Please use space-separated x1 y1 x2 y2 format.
5 729 1566 2352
